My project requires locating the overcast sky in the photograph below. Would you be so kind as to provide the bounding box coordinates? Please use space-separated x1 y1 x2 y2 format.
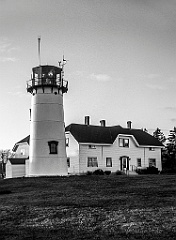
1 0 176 149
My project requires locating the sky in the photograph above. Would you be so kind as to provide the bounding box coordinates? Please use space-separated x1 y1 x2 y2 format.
1 0 176 149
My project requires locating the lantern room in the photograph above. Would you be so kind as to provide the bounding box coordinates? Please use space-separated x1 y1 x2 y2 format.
27 65 68 94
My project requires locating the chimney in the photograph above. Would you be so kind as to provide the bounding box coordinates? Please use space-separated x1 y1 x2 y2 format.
85 116 90 125
100 120 106 127
127 121 132 129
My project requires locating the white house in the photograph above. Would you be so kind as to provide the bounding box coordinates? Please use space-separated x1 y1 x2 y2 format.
65 117 163 174
6 117 163 178
6 136 29 178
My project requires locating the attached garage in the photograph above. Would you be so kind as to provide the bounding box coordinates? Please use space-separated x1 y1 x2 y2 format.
6 158 27 178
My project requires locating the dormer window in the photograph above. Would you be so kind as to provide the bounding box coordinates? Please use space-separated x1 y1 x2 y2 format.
119 138 129 148
48 141 58 154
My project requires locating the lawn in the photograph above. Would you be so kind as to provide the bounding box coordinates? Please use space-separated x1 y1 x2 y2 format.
0 174 176 239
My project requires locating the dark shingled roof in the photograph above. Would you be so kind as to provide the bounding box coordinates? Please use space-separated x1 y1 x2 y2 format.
65 124 163 147
17 135 30 144
8 158 27 165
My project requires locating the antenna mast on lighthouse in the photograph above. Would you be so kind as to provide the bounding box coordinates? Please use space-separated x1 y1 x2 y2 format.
38 36 41 66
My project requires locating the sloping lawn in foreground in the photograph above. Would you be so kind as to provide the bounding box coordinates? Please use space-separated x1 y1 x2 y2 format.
0 174 176 239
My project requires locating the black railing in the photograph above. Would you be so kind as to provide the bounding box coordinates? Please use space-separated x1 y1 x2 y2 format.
27 77 68 93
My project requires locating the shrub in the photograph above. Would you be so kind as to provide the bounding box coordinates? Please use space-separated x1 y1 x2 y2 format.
147 166 159 174
93 169 104 175
104 171 111 175
136 167 148 174
0 190 12 195
115 170 123 175
86 171 93 175
136 167 159 174
160 168 176 174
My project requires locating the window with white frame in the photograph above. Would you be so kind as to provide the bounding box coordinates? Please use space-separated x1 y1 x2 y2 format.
149 158 156 167
137 158 141 167
87 157 98 167
66 138 69 147
119 138 129 147
106 157 112 167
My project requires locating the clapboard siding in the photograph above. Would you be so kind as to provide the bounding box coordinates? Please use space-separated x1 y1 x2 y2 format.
114 136 145 170
145 148 162 170
66 133 79 174
79 144 102 173
66 133 162 173
25 159 29 177
12 165 25 178
6 162 12 178
13 142 29 159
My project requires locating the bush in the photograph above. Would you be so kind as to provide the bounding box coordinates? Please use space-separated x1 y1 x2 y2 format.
115 170 123 175
136 167 148 174
93 169 104 175
136 167 159 174
147 166 159 174
0 190 12 195
104 171 111 175
160 168 176 174
86 171 93 175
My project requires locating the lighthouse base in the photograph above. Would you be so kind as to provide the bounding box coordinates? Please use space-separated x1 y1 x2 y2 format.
28 157 68 177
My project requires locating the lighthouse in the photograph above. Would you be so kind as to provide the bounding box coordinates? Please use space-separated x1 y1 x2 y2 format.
27 62 68 176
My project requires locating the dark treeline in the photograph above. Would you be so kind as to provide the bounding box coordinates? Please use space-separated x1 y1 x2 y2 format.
153 127 176 173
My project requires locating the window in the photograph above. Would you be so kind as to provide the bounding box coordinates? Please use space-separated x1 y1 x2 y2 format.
67 157 70 168
119 138 129 147
87 157 98 167
149 158 156 167
48 141 58 154
66 138 69 147
89 145 96 149
106 157 112 167
20 149 25 156
137 158 141 167
149 147 155 151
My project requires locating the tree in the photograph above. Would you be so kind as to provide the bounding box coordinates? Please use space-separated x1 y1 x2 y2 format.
153 128 166 144
0 149 11 178
163 127 176 171
167 127 176 145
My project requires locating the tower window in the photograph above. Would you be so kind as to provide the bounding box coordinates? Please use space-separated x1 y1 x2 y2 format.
48 141 58 154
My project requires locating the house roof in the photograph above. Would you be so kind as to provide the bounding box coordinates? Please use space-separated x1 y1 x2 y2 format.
65 124 163 147
8 158 27 165
17 135 30 144
12 135 30 151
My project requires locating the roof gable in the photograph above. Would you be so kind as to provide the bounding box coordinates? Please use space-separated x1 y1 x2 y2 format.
12 135 30 152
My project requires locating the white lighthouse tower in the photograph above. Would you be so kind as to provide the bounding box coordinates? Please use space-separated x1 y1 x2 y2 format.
27 61 68 176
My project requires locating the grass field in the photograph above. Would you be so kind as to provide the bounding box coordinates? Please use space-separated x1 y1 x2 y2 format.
0 174 176 239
